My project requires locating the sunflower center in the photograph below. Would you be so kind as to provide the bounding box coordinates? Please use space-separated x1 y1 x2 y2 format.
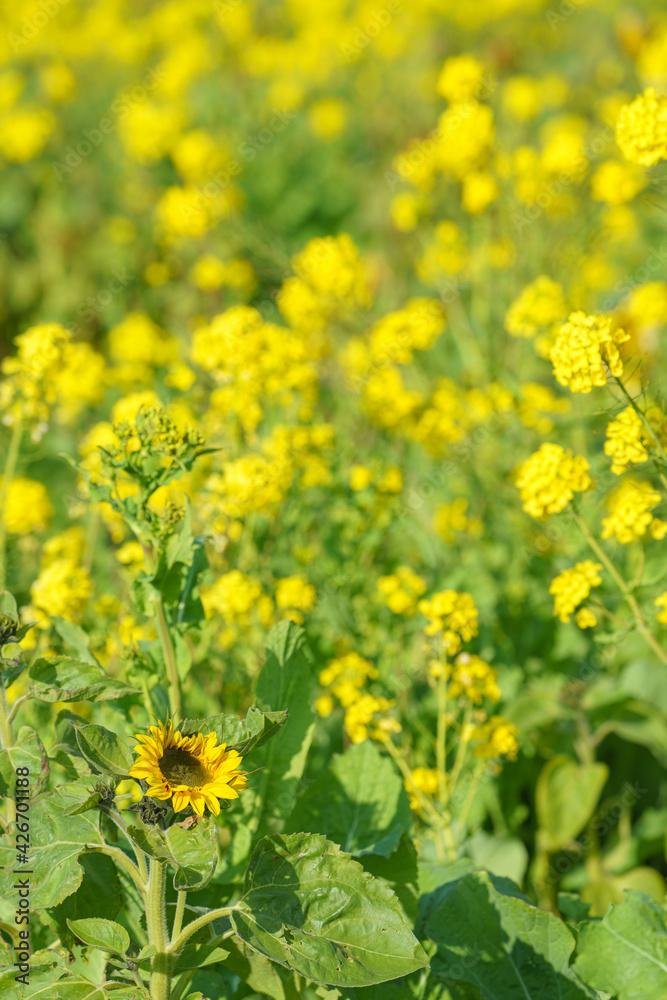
158 746 212 788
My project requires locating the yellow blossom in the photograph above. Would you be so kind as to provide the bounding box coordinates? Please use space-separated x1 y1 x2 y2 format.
2 478 54 534
601 479 667 544
616 88 667 166
550 312 629 393
550 561 602 623
515 443 592 519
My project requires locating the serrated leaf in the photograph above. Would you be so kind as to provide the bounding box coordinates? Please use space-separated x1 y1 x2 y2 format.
0 726 49 798
425 870 594 998
231 832 429 987
284 741 411 857
573 891 667 998
29 656 137 703
74 723 133 778
126 820 217 890
0 784 104 909
45 852 122 950
67 917 130 955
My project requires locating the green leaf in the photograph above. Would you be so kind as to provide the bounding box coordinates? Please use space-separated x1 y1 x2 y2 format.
126 820 217 890
0 589 18 616
66 917 130 955
173 942 230 971
231 832 429 987
45 852 122 950
284 741 411 857
425 870 593 999
74 723 134 778
223 937 302 1000
536 755 608 852
179 707 288 760
0 726 49 797
573 891 667 998
361 834 419 924
253 622 315 827
0 784 104 909
52 617 100 666
29 656 138 703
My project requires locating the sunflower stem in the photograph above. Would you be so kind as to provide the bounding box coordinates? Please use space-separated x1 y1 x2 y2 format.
168 905 237 957
147 858 173 1000
171 890 187 942
155 598 182 721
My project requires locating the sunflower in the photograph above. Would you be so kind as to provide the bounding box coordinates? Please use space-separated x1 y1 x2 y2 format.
129 720 248 817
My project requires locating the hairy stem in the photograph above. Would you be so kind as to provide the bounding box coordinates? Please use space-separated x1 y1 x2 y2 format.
171 890 187 943
147 859 173 1000
168 905 237 958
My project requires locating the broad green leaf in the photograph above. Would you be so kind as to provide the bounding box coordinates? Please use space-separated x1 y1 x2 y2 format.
62 791 104 816
536 755 608 852
285 741 411 856
127 820 217 890
573 892 667 998
52 617 100 666
179 707 288 760
223 937 302 1000
74 723 133 778
464 831 529 885
361 834 419 923
29 656 137 703
0 784 104 909
45 852 122 950
0 726 49 797
173 942 230 971
253 622 315 827
231 832 429 987
426 870 593 999
67 917 130 955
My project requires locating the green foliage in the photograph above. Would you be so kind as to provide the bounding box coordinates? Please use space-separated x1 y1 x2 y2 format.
573 892 667 999
425 871 594 998
231 832 429 987
285 741 411 857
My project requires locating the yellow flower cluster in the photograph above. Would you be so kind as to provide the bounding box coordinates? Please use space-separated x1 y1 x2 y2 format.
504 276 566 340
405 766 440 812
601 479 667 544
604 407 650 475
318 652 379 712
550 312 629 393
377 567 427 615
448 653 501 704
590 160 644 206
108 314 179 389
655 592 667 625
30 558 93 624
2 477 53 534
279 234 370 331
344 693 401 745
275 575 317 624
434 498 483 543
471 715 519 761
616 88 667 166
549 561 602 624
202 570 273 648
192 306 317 434
0 323 105 428
418 590 479 653
515 443 592 519
42 526 86 567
